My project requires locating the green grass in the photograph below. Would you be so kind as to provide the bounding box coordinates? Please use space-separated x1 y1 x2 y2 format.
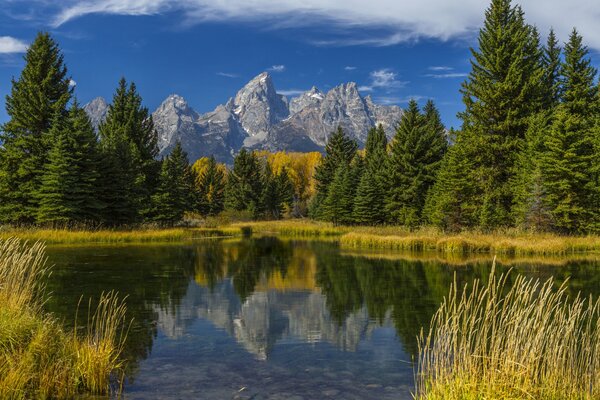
0 238 129 398
416 262 600 400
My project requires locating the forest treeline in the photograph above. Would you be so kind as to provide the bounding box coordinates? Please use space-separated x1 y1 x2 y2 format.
2 0 600 233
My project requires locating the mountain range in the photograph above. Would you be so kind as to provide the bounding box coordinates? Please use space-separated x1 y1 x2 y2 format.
84 72 404 163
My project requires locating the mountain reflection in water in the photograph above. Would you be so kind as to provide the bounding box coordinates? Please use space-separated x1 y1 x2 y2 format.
44 237 600 399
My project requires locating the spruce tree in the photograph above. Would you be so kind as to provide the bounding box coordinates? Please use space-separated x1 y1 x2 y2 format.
275 167 294 218
322 156 362 225
540 108 594 232
196 156 226 217
386 100 446 227
36 103 103 225
453 0 544 228
0 32 71 223
311 127 358 218
541 29 562 110
151 142 195 225
561 28 598 117
98 78 159 224
353 168 386 225
224 149 263 218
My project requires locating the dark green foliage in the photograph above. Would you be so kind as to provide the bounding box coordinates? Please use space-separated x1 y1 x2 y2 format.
36 103 103 225
151 142 195 225
98 78 160 224
353 168 386 225
386 100 447 227
322 157 362 225
224 148 263 218
196 156 226 217
311 127 358 218
541 29 562 109
453 0 544 228
0 32 72 223
511 112 553 230
364 124 388 170
539 108 595 232
561 29 598 117
261 164 295 220
424 132 479 231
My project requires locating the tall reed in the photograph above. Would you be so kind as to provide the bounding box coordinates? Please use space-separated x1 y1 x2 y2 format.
416 262 600 399
0 238 129 398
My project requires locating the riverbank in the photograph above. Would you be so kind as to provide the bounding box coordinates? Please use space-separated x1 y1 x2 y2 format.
3 220 600 256
0 239 128 398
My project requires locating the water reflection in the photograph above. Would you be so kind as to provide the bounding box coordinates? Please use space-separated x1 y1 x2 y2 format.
44 238 600 398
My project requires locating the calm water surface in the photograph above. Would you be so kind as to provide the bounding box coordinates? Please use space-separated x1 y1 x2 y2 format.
44 238 600 399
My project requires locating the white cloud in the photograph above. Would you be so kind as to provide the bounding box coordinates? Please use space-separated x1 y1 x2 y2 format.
425 72 468 79
344 66 357 71
30 1 600 50
277 89 306 96
216 72 238 78
361 68 408 92
0 36 28 54
69 79 77 87
428 66 454 71
268 64 286 72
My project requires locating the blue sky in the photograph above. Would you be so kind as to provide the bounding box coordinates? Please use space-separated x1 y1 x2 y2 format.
1 0 600 130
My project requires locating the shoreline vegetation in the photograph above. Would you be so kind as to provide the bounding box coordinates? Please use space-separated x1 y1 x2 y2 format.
416 265 600 399
0 238 128 398
4 220 600 257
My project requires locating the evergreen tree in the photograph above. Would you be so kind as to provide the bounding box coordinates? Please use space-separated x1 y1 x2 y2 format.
453 0 544 228
561 28 598 117
0 32 71 223
539 108 594 232
353 168 386 224
196 156 226 217
98 78 160 224
322 156 362 225
151 142 195 225
364 124 388 170
311 127 358 218
224 149 263 218
387 100 446 227
36 103 103 225
275 167 295 218
511 112 553 230
424 135 479 231
541 29 562 109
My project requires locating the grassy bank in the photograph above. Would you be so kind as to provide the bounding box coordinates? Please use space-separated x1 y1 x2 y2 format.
416 265 600 399
3 221 600 256
0 238 128 398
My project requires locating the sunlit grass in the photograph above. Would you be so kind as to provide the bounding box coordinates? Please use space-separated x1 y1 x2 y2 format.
0 238 129 398
416 263 600 400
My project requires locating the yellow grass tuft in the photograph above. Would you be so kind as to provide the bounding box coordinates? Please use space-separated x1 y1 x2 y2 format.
416 262 600 399
0 238 129 398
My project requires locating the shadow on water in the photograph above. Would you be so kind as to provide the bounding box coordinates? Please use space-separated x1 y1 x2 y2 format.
43 237 600 399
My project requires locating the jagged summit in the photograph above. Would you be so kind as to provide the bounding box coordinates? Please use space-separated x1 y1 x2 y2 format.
84 73 403 163
83 96 109 130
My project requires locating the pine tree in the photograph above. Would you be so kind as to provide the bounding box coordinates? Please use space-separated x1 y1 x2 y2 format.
275 167 294 218
224 149 263 218
311 127 358 218
540 108 594 233
196 156 226 217
0 32 71 223
36 103 103 225
453 0 544 228
151 142 195 225
364 124 388 170
353 168 386 225
98 78 159 224
541 29 562 110
322 156 362 225
386 100 446 227
537 29 599 233
561 28 598 117
424 134 479 231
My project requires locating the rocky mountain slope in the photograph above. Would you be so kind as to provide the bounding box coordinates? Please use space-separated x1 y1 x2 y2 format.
84 72 403 163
